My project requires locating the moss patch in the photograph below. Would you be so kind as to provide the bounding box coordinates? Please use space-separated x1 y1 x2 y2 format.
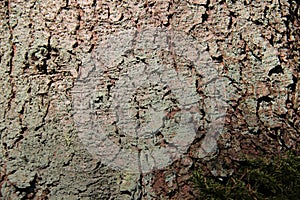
193 151 300 200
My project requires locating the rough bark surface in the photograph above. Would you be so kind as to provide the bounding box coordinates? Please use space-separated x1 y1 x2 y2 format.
0 0 299 199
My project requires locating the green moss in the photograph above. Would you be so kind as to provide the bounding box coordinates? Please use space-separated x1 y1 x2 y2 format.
192 152 300 200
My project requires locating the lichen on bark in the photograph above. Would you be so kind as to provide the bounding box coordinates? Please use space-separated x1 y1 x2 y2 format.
0 0 299 199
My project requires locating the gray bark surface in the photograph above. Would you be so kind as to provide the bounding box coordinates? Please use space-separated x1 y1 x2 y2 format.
0 0 299 199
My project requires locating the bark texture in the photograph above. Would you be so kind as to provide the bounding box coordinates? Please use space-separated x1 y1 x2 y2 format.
0 0 299 199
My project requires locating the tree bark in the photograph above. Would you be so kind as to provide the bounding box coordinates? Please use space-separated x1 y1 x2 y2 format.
0 0 299 199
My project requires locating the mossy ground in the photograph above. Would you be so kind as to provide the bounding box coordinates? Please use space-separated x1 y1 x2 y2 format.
192 151 300 200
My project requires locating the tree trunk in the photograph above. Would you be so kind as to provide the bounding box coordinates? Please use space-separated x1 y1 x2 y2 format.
0 0 299 199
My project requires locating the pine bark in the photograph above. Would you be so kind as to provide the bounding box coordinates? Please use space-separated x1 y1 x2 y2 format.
0 0 299 199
